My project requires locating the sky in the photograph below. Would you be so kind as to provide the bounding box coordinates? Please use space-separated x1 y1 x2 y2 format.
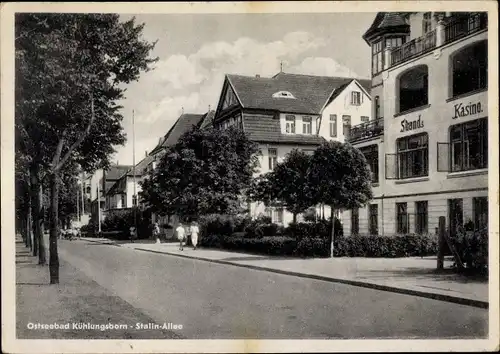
113 12 377 166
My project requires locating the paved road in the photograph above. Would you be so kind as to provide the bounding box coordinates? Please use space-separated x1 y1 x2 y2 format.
56 238 487 339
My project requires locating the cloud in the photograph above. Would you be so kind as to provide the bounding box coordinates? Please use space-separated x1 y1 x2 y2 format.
288 57 363 78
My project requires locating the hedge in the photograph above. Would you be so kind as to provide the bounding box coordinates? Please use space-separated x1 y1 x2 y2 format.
200 233 437 259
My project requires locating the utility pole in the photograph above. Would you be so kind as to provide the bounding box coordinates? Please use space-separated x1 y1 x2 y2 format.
76 180 80 222
81 172 85 216
132 109 137 239
96 173 101 233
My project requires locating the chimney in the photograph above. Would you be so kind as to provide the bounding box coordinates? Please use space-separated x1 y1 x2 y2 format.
208 104 211 112
145 150 148 157
255 74 260 78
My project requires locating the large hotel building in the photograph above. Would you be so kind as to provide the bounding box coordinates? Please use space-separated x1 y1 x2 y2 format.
341 12 489 237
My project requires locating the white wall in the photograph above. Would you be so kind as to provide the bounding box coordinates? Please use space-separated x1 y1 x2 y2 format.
319 80 372 142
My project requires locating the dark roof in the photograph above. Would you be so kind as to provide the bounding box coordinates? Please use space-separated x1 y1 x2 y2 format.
362 12 410 44
125 154 154 177
107 177 127 195
199 110 216 130
104 165 132 181
162 113 205 148
227 73 352 114
243 114 325 145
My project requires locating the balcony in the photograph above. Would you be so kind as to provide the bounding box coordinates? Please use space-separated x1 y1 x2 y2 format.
444 13 487 44
348 118 384 143
391 30 437 67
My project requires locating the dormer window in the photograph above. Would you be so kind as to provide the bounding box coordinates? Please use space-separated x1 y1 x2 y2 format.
272 91 296 99
285 115 296 134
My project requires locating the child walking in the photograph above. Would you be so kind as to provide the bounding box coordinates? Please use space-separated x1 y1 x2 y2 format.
176 222 186 251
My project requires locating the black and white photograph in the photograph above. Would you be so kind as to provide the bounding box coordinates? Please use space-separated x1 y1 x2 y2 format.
1 1 498 353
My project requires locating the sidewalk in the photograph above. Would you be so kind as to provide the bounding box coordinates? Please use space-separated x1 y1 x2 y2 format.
15 236 183 339
82 237 489 308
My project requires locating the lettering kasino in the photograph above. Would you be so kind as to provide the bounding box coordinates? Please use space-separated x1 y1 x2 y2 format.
453 101 482 119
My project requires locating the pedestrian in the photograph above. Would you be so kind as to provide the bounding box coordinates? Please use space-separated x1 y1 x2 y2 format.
129 226 136 243
176 222 186 251
190 221 200 250
153 221 161 244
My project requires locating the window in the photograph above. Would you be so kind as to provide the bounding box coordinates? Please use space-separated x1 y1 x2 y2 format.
302 149 315 156
132 195 137 207
274 207 284 224
415 201 428 235
342 115 351 138
351 91 361 105
369 204 378 235
396 202 408 234
452 40 487 97
397 133 429 179
374 96 381 118
473 197 488 231
272 91 296 99
302 116 312 134
120 194 126 208
372 40 384 75
450 118 488 172
385 37 404 49
285 115 296 134
398 65 428 113
329 114 337 137
351 208 359 235
361 116 370 123
268 148 278 171
360 145 379 183
422 12 432 34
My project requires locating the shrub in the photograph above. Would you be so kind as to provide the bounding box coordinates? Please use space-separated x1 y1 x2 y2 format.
101 207 151 239
451 228 488 274
221 235 296 256
294 238 329 258
332 234 437 258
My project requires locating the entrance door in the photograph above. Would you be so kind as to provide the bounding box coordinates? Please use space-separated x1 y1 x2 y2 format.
448 198 463 237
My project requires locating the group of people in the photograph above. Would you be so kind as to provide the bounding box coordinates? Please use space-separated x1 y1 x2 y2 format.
152 220 199 251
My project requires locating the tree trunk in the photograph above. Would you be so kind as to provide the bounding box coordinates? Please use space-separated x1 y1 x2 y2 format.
49 172 60 284
28 168 38 257
330 206 336 258
30 165 46 264
292 213 297 224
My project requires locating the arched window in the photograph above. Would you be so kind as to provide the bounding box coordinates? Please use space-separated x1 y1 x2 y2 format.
451 40 487 97
398 65 428 113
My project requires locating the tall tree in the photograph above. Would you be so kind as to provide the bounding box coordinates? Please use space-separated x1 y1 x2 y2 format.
15 13 157 283
308 141 373 256
140 126 259 220
267 149 315 223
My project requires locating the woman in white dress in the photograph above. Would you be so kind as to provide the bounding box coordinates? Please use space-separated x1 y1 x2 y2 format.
190 221 200 250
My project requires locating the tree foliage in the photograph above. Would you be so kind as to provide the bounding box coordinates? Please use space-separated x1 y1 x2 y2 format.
249 149 315 223
140 126 259 219
308 141 373 210
15 13 158 283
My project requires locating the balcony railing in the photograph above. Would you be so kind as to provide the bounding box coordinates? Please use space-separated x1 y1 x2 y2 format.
348 118 384 143
444 13 487 44
391 30 437 67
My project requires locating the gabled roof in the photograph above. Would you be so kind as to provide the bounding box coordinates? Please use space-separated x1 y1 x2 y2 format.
125 154 154 178
198 110 216 130
162 113 205 148
362 12 410 44
104 165 132 181
226 73 353 115
243 114 325 145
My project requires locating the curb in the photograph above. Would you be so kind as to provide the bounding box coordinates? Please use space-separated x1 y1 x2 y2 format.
81 238 489 309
